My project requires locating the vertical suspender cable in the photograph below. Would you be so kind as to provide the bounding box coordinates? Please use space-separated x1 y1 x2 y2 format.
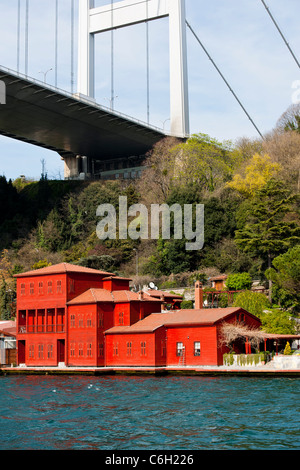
55 0 58 88
146 0 150 124
25 0 29 76
17 0 20 73
111 0 115 110
71 0 74 93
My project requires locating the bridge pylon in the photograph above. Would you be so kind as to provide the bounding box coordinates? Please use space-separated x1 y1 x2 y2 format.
77 0 190 138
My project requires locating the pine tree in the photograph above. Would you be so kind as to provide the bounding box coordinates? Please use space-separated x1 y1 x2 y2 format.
235 179 300 302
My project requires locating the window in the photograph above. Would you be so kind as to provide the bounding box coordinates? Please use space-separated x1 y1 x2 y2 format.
194 341 201 356
47 281 53 294
119 311 124 325
78 314 84 328
141 341 146 356
47 344 53 359
98 343 104 357
86 315 92 327
113 342 119 357
56 280 62 294
127 342 132 356
87 343 92 357
29 283 34 295
38 282 44 295
98 312 104 328
176 342 184 357
78 343 84 357
20 283 25 296
70 343 75 357
70 314 76 328
68 279 75 294
38 344 44 359
29 344 34 359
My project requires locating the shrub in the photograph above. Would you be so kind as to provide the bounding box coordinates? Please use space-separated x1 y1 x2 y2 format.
233 291 271 317
284 342 292 355
226 272 252 291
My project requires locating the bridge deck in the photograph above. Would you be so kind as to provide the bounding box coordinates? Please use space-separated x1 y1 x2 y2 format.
0 67 166 161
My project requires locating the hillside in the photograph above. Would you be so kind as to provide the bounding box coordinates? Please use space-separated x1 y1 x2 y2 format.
0 118 299 330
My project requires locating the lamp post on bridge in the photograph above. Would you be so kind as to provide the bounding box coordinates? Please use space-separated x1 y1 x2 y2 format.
39 68 53 84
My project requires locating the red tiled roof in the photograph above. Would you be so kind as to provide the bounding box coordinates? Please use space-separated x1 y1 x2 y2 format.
67 288 162 305
146 289 183 300
14 263 115 278
210 275 228 281
102 276 132 281
0 320 16 336
105 307 248 334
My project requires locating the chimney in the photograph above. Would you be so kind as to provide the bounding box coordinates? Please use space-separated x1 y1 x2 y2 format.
139 290 144 301
195 281 203 309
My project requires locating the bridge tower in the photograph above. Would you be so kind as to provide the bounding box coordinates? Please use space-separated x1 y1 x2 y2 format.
77 0 190 138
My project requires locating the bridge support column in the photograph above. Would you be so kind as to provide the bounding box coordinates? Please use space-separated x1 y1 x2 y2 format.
77 0 189 137
77 0 95 99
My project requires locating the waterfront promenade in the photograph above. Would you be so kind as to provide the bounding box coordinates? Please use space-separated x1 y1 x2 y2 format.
1 362 300 377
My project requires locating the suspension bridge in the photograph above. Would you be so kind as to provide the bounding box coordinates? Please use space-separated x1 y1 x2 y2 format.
0 0 299 180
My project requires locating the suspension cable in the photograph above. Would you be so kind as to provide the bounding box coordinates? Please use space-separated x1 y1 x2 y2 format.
17 0 20 72
186 20 264 139
55 0 58 88
71 0 74 93
25 0 29 76
260 0 300 70
111 0 115 110
146 0 150 124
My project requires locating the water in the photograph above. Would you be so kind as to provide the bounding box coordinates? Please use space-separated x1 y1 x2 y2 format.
0 375 299 450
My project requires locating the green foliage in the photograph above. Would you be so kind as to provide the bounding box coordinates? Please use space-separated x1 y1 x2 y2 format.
233 291 271 317
180 300 193 309
226 272 252 291
235 179 300 265
265 245 300 313
260 308 297 335
31 259 52 270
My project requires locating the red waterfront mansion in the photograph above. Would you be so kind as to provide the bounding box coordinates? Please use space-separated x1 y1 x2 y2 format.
15 263 261 368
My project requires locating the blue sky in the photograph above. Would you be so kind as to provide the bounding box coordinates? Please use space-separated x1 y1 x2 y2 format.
0 0 299 181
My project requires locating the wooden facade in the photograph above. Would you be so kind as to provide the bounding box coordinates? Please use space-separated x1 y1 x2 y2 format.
15 263 262 368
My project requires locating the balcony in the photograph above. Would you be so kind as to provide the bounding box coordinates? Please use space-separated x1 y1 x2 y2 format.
18 324 65 334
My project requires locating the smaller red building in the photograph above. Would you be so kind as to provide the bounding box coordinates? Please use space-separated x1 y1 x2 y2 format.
105 307 261 367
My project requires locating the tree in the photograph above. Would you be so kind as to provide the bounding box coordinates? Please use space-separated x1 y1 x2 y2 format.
262 130 300 193
172 133 243 194
260 309 297 335
138 137 180 204
235 179 300 301
233 291 271 317
226 153 281 198
265 245 300 313
226 273 252 291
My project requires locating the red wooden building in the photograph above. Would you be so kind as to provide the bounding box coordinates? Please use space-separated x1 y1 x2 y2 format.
105 307 261 367
15 263 162 367
15 264 261 368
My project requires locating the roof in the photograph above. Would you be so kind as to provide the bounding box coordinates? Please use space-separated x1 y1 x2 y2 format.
0 321 16 337
146 289 183 300
105 307 251 334
102 276 133 281
210 275 228 281
14 263 115 278
67 288 162 305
